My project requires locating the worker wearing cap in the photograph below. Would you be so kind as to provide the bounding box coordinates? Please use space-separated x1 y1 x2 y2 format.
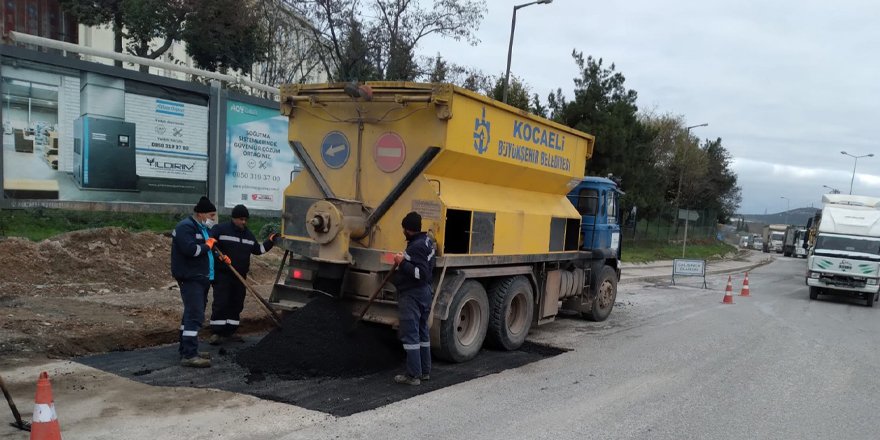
392 212 436 385
208 204 278 345
171 196 221 368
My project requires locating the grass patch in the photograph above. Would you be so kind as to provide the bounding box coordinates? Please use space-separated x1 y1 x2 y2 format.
0 208 280 241
623 239 736 264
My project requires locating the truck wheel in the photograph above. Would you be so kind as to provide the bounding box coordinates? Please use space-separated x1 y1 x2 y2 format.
784 251 791 257
487 276 534 351
809 287 819 300
867 292 875 308
585 266 618 322
435 280 489 362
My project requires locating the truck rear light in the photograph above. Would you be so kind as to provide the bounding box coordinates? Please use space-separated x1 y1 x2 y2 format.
290 268 313 281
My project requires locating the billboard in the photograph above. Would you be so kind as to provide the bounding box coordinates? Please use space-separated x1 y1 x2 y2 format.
224 100 299 210
1 63 209 204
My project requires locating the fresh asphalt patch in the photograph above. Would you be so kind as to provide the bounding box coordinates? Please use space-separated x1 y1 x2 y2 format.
76 331 566 417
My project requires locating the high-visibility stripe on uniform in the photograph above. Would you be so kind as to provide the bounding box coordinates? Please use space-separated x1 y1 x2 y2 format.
172 229 177 237
420 342 431 347
414 267 420 279
219 235 240 242
194 245 202 257
403 343 420 350
242 239 255 245
259 244 266 254
179 325 184 331
403 252 412 261
227 319 240 325
182 330 198 337
32 403 57 423
196 234 203 239
210 320 226 326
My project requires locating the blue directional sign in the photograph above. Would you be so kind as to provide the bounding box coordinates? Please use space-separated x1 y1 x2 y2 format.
321 131 350 169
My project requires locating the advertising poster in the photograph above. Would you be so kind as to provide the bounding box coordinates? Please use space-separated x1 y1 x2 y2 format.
224 100 298 210
1 63 209 204
125 93 209 181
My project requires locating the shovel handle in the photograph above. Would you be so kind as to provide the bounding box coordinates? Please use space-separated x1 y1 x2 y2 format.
353 265 398 325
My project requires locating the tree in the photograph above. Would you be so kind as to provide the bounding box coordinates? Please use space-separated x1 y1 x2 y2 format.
293 0 486 82
698 138 742 222
252 0 328 87
183 0 269 74
548 51 664 217
488 75 530 111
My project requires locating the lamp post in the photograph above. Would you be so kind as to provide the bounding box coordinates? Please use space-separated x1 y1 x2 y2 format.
502 0 553 104
780 196 790 225
822 185 841 194
679 123 709 257
841 151 874 195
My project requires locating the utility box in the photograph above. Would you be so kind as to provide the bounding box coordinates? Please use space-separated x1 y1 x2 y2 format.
73 116 137 190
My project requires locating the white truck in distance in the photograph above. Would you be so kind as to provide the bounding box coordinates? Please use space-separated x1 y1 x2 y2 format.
806 194 880 307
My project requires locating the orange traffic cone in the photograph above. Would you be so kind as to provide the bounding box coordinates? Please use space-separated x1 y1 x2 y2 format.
30 372 61 440
740 272 751 297
722 275 735 304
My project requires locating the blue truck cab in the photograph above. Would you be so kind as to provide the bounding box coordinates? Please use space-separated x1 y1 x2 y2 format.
567 176 623 263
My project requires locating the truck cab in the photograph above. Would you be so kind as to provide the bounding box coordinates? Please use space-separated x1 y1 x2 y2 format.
567 176 622 262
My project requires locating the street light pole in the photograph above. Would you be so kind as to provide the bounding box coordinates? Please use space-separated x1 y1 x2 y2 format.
679 123 708 258
502 0 553 104
841 151 874 195
822 185 841 194
780 196 790 224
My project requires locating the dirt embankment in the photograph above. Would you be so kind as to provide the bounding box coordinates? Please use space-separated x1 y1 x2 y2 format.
0 228 283 358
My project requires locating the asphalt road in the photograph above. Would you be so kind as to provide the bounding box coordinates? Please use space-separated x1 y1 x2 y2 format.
4 256 880 440
280 257 880 440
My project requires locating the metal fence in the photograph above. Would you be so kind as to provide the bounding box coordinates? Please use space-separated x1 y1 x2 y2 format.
621 208 719 243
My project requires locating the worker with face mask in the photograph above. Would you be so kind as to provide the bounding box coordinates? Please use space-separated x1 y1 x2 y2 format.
170 196 219 368
208 204 278 345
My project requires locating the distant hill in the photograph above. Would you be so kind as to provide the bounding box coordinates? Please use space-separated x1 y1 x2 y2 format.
741 207 820 227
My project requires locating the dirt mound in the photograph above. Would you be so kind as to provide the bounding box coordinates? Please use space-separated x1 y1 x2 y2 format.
237 297 403 378
0 227 173 298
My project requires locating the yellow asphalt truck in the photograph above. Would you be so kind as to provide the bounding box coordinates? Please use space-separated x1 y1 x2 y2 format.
270 82 622 362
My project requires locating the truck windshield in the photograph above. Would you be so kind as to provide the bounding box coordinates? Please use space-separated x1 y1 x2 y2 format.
771 232 784 241
814 234 880 259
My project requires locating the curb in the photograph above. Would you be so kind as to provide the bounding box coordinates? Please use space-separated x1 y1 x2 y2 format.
620 257 775 284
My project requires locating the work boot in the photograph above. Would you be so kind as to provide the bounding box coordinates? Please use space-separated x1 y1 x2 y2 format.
208 334 226 346
420 374 430 381
198 352 212 360
227 334 245 343
181 356 211 368
393 374 420 386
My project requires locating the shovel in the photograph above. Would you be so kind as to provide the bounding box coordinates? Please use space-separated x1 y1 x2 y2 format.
0 373 30 432
212 247 283 328
349 264 398 333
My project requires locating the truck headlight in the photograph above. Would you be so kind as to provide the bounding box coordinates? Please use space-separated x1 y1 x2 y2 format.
868 279 878 285
810 272 820 279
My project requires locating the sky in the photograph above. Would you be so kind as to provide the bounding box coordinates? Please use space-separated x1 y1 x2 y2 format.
419 0 880 214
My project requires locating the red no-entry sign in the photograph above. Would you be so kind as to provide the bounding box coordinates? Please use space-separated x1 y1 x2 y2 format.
374 132 406 173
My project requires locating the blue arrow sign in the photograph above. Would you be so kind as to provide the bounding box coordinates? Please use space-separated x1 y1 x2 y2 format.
321 131 350 169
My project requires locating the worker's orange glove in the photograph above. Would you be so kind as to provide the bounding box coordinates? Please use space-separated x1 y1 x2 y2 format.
205 238 217 249
220 255 231 265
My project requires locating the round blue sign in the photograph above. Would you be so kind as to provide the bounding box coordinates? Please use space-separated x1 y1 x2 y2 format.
320 131 350 169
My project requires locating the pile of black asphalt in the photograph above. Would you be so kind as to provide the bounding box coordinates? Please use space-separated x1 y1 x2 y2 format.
236 296 404 378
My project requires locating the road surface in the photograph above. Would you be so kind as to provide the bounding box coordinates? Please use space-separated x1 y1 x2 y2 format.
3 256 879 439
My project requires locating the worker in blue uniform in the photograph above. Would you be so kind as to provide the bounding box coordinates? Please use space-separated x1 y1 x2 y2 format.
392 211 436 385
170 196 219 368
208 204 277 345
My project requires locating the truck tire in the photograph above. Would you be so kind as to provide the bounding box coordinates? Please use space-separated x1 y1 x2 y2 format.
585 266 618 322
784 251 791 257
867 292 875 308
809 287 819 300
487 276 534 351
434 280 489 362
